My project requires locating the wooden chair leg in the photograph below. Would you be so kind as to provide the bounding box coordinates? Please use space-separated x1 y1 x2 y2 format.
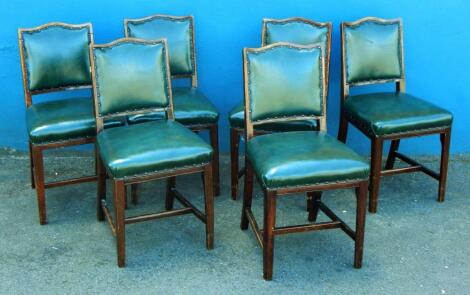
263 190 277 281
438 129 451 202
369 137 384 213
240 159 254 230
165 177 176 210
354 182 368 268
385 139 400 170
31 145 47 225
230 128 240 200
210 124 220 197
113 180 126 267
29 141 35 189
338 111 349 143
203 165 214 249
307 192 322 222
131 184 139 205
96 153 106 221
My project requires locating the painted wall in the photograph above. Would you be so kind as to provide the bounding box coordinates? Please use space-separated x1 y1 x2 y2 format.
1 0 469 154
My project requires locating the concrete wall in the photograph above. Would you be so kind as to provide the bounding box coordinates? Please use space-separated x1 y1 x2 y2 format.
1 0 469 154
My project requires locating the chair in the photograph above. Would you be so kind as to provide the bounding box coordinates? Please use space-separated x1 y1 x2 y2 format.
240 43 369 280
123 14 220 197
91 38 214 267
18 22 121 224
229 17 332 200
337 17 453 213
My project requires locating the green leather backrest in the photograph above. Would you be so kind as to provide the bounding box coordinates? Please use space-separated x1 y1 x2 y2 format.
92 40 171 117
126 16 194 76
344 19 403 84
263 19 329 47
20 24 92 92
246 44 324 123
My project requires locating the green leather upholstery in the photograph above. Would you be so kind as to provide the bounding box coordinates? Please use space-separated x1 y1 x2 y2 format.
26 97 122 144
128 87 218 125
344 20 402 84
21 25 91 91
246 45 324 122
97 120 212 179
126 16 194 76
264 20 328 46
93 41 171 116
228 102 317 131
344 93 453 136
247 131 369 189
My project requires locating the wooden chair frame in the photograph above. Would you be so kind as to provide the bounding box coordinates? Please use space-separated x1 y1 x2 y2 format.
124 14 220 197
337 17 451 213
18 22 97 225
230 17 332 200
240 43 368 280
90 38 214 267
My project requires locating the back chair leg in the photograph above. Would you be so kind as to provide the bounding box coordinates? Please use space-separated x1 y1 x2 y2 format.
338 112 349 143
31 145 47 225
240 159 254 230
369 137 384 213
210 124 220 197
96 154 106 221
385 139 400 170
29 141 35 189
354 182 368 268
230 128 240 200
131 184 139 205
203 165 214 249
263 190 277 281
307 192 322 222
438 129 451 202
114 180 126 267
165 177 176 210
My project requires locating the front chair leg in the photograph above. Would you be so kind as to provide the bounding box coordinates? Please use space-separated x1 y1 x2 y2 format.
230 128 240 200
263 190 277 281
354 182 368 268
307 192 322 222
209 124 220 197
203 165 214 249
369 137 384 213
29 141 35 189
31 145 47 225
240 159 254 230
96 153 106 221
113 180 126 267
438 129 451 202
385 139 400 170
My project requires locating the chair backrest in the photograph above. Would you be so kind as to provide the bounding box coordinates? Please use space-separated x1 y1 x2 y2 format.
243 43 326 140
18 22 93 106
124 14 197 87
90 38 173 132
341 17 405 99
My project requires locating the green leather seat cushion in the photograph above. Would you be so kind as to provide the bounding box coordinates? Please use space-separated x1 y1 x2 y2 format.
128 87 219 126
344 93 453 136
26 97 122 144
229 101 317 131
247 131 369 189
97 120 213 179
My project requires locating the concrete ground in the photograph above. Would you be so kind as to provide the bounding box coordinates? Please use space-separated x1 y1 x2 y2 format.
0 148 469 294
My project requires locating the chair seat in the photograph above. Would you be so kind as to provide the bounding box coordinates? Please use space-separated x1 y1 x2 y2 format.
26 97 122 144
247 131 369 189
97 120 213 179
127 87 219 126
344 93 453 136
229 101 317 132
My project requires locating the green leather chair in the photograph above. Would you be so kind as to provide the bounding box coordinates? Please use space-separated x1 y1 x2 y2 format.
124 14 220 197
229 17 332 200
19 22 121 225
338 17 453 213
92 38 214 267
240 43 369 280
